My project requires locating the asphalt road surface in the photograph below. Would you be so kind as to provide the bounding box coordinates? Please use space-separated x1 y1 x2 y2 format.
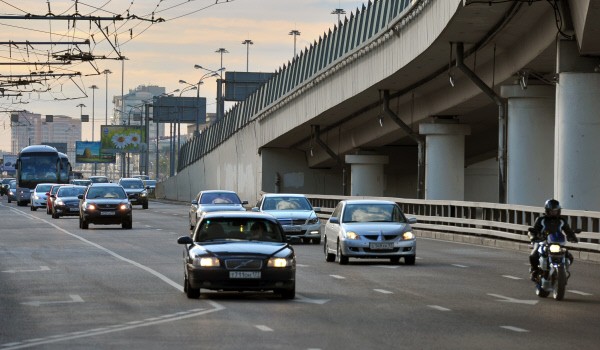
1 198 599 350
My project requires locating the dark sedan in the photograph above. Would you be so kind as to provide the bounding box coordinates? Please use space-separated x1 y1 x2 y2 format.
177 211 296 299
51 185 87 218
118 178 149 209
78 183 132 229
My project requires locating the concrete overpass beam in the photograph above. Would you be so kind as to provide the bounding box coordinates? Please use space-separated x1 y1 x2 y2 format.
419 121 470 200
345 154 389 196
501 85 555 206
556 40 600 210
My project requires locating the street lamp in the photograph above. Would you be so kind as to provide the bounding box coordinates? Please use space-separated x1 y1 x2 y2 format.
242 39 253 72
331 8 346 23
185 65 224 133
214 48 228 79
289 29 301 57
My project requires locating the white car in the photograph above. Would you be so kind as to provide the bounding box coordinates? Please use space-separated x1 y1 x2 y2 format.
323 199 417 265
30 183 54 211
188 190 248 229
252 193 322 244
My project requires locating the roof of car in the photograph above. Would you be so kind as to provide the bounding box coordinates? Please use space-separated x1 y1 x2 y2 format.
201 211 276 220
89 182 122 187
341 199 397 205
262 193 306 198
200 190 238 194
119 178 143 181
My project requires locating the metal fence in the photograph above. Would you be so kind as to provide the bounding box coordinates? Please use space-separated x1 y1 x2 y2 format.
305 194 600 259
178 0 430 172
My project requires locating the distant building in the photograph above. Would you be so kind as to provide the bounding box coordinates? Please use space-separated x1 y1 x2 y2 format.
10 111 81 163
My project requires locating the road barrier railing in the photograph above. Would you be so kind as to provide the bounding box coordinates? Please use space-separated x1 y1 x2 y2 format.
305 194 600 263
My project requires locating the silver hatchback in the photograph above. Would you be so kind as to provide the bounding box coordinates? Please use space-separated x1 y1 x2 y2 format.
323 199 417 265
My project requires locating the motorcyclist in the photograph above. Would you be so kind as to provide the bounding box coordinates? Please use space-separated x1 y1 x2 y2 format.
528 199 578 280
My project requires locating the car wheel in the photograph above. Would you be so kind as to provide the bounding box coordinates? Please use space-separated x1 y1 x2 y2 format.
324 237 335 262
52 211 59 219
122 219 133 229
185 274 200 299
313 237 321 244
404 255 416 265
336 241 348 265
30 205 35 211
278 283 296 300
142 202 148 210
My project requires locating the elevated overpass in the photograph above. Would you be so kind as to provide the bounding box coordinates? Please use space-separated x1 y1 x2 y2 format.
158 0 600 212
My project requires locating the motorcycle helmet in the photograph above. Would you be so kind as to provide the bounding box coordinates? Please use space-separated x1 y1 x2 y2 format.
544 199 561 217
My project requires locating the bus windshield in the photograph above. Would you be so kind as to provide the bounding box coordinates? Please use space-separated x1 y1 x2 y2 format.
17 150 70 189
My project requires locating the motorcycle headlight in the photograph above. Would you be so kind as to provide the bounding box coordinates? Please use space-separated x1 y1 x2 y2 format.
268 257 293 268
193 257 220 267
549 244 562 254
346 231 360 240
402 231 415 240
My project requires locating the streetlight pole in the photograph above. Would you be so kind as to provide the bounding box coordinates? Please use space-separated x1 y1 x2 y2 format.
89 85 99 175
331 8 346 23
289 29 301 57
242 39 253 72
102 69 112 177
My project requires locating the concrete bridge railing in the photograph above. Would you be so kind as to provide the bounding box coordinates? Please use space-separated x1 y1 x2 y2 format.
305 194 600 263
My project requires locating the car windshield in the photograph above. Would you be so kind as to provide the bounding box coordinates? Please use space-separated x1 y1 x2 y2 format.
86 187 127 199
200 192 241 205
120 180 144 189
36 184 53 193
57 186 86 197
90 177 109 183
195 218 283 242
144 180 156 187
262 196 312 211
50 185 62 194
342 203 407 223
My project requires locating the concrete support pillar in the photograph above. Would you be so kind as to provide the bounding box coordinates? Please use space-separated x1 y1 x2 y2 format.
344 154 388 196
419 122 470 200
555 40 600 210
501 85 555 206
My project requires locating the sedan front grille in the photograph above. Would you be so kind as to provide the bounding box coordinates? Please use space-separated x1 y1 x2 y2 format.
363 234 400 241
278 219 306 226
225 259 263 270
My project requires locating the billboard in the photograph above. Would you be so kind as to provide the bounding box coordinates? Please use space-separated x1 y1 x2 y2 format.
100 125 146 154
1 154 17 174
75 141 116 164
152 96 206 123
224 71 273 101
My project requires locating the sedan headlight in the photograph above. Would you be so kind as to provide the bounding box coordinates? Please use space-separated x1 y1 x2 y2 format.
345 231 360 240
268 257 294 268
55 199 64 206
402 231 415 240
33 195 39 200
119 203 131 210
140 191 148 197
307 216 319 225
193 257 220 267
85 203 96 210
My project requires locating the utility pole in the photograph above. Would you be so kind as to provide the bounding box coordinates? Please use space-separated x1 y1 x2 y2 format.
242 39 253 72
289 29 301 57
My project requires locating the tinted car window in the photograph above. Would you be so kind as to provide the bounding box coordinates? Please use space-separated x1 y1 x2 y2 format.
263 196 312 210
36 184 53 192
120 179 144 189
57 186 86 197
86 187 127 199
200 192 242 205
342 203 407 223
194 218 283 242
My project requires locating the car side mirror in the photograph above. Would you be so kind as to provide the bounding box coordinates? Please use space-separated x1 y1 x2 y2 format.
51 194 56 199
191 200 198 205
329 217 340 224
408 217 417 224
78 194 83 199
286 236 302 244
177 236 194 245
242 200 248 205
251 207 259 212
313 207 322 212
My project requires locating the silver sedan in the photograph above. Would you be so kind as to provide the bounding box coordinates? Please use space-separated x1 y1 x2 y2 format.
323 199 417 265
188 190 248 229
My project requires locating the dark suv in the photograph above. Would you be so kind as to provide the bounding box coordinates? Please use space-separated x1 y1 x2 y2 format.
78 183 132 229
118 178 149 209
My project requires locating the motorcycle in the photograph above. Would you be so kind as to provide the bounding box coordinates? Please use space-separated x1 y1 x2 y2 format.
528 227 580 300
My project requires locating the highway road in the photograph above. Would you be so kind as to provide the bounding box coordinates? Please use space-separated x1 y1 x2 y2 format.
1 198 599 349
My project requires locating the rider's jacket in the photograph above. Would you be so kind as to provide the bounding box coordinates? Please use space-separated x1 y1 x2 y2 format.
531 214 574 240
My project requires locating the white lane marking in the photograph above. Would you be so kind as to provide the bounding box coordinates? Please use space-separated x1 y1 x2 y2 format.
568 290 593 296
374 289 393 294
428 305 451 311
330 274 345 279
255 325 273 332
2 266 50 273
501 326 529 333
502 275 523 280
1 306 225 350
156 228 163 231
374 265 399 269
22 294 84 307
452 264 468 268
294 294 329 305
296 264 309 267
487 293 538 305
144 225 152 228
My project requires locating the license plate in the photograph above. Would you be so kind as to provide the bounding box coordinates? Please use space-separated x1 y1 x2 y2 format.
284 226 301 233
70 208 79 212
229 271 261 279
369 242 394 250
100 211 115 216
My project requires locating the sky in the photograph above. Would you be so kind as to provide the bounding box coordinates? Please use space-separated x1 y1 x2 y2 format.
0 0 366 153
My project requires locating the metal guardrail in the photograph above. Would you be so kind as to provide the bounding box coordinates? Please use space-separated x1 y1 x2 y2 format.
305 194 600 258
178 0 430 172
